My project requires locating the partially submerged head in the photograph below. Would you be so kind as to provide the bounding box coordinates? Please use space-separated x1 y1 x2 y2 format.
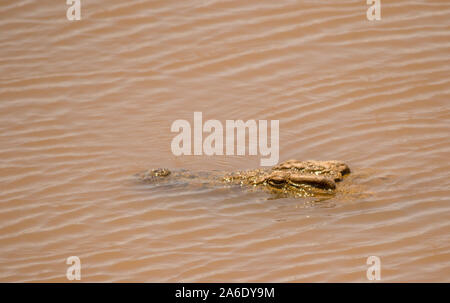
137 160 351 198
252 160 351 195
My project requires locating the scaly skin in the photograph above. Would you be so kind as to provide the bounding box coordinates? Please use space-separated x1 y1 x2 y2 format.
136 160 351 198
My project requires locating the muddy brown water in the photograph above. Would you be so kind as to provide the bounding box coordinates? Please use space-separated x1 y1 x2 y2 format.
0 0 449 282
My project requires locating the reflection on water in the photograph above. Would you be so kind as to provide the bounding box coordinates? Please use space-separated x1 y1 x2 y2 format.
0 0 449 282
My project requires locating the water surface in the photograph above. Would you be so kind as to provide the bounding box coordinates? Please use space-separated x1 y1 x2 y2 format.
0 0 449 282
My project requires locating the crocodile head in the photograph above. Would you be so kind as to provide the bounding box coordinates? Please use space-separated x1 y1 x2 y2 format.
137 160 351 198
226 160 351 196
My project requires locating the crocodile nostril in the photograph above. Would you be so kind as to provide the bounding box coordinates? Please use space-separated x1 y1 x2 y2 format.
151 168 171 177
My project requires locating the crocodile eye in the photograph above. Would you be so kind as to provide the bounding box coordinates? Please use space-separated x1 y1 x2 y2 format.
268 177 286 188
